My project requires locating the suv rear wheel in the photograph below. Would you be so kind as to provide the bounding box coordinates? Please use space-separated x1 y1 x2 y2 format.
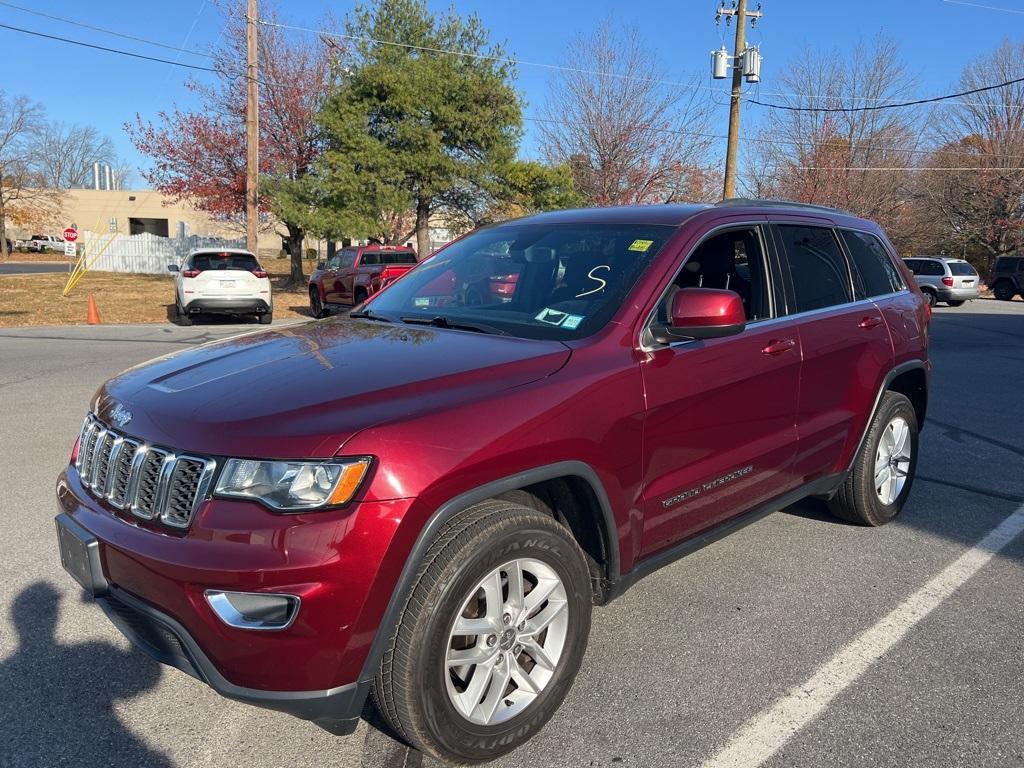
372 500 592 763
829 391 918 526
921 288 937 307
993 281 1016 301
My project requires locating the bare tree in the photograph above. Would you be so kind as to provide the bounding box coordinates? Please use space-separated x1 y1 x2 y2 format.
30 122 117 188
539 20 715 206
914 40 1024 270
0 91 49 258
744 37 923 248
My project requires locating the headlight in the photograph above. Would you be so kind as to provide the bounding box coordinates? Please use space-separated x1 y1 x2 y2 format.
214 457 371 511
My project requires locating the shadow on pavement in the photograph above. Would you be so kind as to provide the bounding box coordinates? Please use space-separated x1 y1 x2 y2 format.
0 582 171 768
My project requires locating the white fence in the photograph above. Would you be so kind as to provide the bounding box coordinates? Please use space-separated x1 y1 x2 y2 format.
80 231 246 274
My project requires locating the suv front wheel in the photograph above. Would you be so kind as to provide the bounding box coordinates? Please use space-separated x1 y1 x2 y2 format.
829 391 919 526
372 500 592 763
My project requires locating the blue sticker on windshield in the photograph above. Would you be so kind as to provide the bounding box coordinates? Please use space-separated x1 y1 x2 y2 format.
561 314 584 329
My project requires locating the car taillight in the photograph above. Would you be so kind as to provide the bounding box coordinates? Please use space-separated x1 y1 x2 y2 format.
252 270 268 278
182 269 201 278
942 276 954 286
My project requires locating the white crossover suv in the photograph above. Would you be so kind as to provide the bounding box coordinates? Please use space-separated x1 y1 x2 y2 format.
168 249 273 325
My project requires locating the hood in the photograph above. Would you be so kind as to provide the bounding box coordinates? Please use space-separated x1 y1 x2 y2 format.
93 319 571 458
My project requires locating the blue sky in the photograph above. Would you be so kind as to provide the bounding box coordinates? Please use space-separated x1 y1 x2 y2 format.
0 0 1019 187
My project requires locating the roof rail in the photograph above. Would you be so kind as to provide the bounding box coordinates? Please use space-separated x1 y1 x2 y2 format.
714 197 851 215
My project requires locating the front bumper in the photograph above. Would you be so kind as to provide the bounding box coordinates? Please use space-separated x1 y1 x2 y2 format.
99 583 364 734
55 467 414 733
183 298 271 315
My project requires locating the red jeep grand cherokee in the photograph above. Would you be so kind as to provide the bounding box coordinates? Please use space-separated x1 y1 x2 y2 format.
56 200 930 763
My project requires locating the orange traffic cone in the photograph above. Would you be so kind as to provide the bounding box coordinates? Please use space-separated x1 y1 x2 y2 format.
86 294 101 325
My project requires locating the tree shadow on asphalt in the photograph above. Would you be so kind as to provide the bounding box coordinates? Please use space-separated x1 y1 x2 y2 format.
0 582 172 768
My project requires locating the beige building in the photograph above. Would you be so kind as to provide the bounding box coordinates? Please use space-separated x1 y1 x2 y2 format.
56 189 244 240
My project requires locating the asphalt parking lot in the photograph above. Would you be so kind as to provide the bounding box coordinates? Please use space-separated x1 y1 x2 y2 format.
1 300 1022 768
0 262 73 275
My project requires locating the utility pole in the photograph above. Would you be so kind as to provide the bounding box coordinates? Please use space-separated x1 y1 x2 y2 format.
245 0 259 254
713 1 763 199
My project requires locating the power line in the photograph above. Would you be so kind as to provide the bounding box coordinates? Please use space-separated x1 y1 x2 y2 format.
258 18 717 94
783 166 1024 171
523 116 1024 162
750 74 1024 112
941 0 1024 14
0 22 218 71
0 0 214 58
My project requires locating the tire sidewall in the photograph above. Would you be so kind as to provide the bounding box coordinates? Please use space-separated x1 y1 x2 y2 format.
412 523 592 762
857 394 919 524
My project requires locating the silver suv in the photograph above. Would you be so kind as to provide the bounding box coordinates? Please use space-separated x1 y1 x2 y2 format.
903 256 980 307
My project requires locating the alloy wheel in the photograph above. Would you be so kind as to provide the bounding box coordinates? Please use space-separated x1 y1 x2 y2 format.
875 416 912 505
444 558 569 726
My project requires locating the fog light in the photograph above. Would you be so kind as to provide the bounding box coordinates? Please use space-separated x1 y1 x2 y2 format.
205 590 300 630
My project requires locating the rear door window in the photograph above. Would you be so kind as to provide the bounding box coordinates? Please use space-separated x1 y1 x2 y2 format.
776 225 852 313
841 229 905 298
920 260 945 276
360 252 380 266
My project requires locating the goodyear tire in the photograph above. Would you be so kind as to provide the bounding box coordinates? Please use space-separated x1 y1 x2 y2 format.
372 500 592 763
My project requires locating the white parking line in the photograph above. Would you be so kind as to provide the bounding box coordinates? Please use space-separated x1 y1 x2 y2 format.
702 503 1024 768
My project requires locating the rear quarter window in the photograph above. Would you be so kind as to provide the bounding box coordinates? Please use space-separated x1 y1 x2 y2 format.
841 229 905 298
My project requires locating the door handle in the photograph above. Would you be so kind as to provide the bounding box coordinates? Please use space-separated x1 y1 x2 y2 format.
762 338 796 355
858 316 883 329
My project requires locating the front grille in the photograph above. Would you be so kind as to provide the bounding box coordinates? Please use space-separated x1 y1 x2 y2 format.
76 414 216 529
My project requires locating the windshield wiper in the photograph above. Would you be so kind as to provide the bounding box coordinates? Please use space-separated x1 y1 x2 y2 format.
349 308 394 323
400 315 510 336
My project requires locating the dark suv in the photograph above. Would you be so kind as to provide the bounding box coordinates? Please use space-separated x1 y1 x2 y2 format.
55 200 929 763
989 255 1024 301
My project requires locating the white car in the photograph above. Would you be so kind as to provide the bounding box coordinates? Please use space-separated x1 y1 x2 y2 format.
168 248 273 326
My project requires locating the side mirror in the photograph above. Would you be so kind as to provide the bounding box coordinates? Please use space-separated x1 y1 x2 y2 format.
316 260 326 270
651 288 746 344
167 264 179 272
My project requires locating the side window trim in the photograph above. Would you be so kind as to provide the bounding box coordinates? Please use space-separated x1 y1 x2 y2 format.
639 221 780 350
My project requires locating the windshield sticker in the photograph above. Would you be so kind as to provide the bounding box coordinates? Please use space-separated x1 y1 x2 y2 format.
561 314 584 330
576 265 610 298
536 308 569 326
535 308 585 329
628 239 654 252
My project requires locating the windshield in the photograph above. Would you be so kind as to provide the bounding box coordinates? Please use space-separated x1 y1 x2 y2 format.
363 222 677 340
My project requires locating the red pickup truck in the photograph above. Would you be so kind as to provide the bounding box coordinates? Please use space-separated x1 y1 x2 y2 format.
309 245 417 318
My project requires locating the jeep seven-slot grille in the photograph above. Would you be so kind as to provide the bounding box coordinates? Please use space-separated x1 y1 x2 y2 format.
75 415 215 529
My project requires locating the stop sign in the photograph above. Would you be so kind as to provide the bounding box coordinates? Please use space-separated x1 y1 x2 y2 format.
63 227 78 242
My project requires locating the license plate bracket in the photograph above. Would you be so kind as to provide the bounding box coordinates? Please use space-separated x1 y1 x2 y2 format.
55 514 109 596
